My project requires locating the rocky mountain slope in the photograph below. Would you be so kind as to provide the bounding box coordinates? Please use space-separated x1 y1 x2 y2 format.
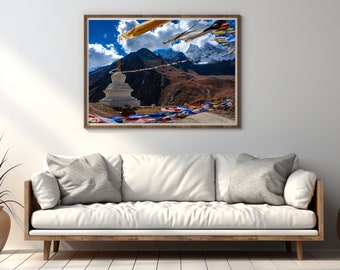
88 48 235 106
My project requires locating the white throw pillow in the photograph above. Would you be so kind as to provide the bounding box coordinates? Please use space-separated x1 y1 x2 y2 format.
215 154 300 202
31 171 60 209
284 169 316 209
121 154 215 202
46 153 122 205
225 153 297 205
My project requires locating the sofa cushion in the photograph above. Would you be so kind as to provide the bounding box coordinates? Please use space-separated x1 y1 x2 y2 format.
215 154 300 202
31 171 60 209
284 169 317 209
225 153 296 205
46 153 122 205
215 154 238 201
121 154 215 201
31 201 316 229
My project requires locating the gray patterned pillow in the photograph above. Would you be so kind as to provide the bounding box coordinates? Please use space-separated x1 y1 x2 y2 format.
225 153 296 205
47 153 121 205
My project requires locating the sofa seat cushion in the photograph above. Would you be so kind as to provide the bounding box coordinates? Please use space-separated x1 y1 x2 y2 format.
31 201 316 230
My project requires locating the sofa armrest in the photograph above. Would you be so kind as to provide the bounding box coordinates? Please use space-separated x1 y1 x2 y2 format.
309 180 324 239
24 180 41 239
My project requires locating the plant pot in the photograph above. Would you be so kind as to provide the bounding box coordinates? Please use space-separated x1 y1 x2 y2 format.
0 206 11 252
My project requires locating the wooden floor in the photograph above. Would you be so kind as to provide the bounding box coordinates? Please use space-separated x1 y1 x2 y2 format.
0 249 340 270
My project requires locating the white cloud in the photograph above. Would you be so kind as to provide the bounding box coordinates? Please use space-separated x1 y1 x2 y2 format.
172 41 191 53
88 43 123 70
116 20 214 55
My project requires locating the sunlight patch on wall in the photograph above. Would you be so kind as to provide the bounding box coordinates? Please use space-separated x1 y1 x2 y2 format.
0 40 81 156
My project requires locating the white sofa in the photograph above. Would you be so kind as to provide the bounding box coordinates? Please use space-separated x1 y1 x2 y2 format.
24 153 324 260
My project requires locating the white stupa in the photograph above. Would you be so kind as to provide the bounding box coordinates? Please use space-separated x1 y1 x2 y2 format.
100 62 140 108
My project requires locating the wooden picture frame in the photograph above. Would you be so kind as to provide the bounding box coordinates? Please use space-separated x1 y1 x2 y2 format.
84 14 241 128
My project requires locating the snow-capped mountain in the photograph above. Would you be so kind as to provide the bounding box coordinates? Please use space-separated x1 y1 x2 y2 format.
185 44 234 64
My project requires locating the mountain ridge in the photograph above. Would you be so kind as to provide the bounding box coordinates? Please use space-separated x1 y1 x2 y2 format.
89 47 235 106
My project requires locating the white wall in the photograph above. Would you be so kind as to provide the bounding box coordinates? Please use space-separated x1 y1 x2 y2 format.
1 0 340 250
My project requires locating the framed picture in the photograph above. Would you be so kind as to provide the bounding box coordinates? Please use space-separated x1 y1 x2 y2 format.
84 14 241 128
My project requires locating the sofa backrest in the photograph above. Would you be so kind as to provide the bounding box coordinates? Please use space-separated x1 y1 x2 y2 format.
121 154 215 202
34 153 309 207
215 154 238 201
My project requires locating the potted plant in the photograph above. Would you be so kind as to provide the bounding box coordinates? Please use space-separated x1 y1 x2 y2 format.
0 133 22 252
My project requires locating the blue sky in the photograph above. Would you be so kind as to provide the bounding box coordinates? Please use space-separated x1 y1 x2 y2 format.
87 18 236 71
88 20 126 57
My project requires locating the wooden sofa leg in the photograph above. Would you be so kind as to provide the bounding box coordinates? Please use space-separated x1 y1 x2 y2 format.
43 241 51 260
53 241 60 252
296 241 303 260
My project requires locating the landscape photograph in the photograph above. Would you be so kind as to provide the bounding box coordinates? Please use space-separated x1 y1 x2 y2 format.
84 15 240 128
